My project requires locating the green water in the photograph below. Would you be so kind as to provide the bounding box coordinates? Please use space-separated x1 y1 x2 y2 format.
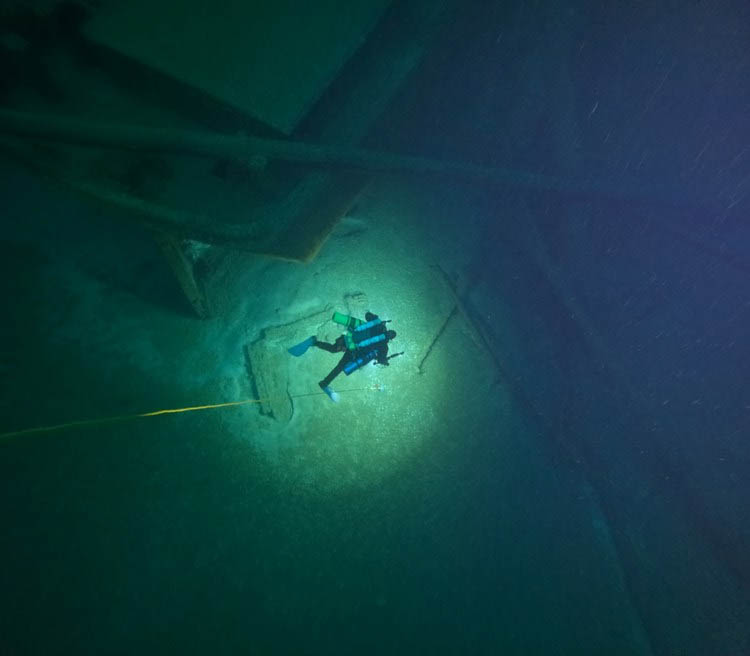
1 167 644 654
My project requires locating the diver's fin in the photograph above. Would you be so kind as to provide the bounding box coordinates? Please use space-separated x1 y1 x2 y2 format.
321 385 340 403
287 336 316 357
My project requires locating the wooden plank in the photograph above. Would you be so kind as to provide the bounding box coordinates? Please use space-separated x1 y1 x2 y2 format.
432 264 511 384
84 0 392 134
416 306 456 374
244 341 292 423
244 308 331 422
152 231 210 318
263 171 370 262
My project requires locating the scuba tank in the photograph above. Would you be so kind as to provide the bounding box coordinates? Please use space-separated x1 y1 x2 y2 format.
344 329 387 351
353 318 382 332
331 312 364 331
333 311 390 350
356 333 387 349
344 349 379 375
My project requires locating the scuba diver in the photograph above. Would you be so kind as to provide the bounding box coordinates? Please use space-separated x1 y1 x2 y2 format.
287 311 398 402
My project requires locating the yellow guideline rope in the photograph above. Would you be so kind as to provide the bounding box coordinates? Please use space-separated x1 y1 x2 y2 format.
0 385 382 442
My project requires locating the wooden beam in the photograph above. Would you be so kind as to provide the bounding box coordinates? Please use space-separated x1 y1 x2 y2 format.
151 230 210 318
0 109 699 205
432 264 512 385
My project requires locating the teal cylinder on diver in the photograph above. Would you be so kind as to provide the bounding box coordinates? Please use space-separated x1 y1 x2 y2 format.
353 318 382 332
344 349 379 375
356 333 387 349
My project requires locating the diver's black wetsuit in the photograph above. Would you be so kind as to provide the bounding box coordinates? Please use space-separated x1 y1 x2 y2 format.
315 312 390 388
